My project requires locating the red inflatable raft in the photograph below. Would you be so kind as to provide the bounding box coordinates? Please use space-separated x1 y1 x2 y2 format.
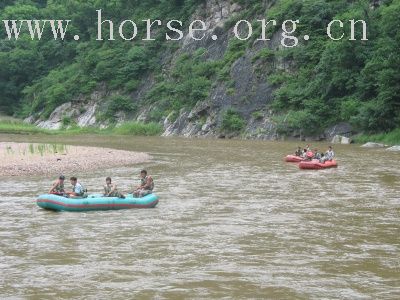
285 155 304 162
299 160 338 170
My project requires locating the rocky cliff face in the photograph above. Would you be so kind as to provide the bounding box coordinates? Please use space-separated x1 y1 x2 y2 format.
161 0 278 139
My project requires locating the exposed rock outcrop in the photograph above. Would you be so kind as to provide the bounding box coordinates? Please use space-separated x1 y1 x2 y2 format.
331 135 352 144
25 85 110 129
77 103 97 127
324 123 353 141
35 102 73 130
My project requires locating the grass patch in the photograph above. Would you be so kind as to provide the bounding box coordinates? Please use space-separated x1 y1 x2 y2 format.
0 120 162 136
0 120 51 134
353 128 400 146
59 126 103 135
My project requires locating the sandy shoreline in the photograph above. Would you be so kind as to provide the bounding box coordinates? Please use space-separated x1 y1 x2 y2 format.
0 142 150 177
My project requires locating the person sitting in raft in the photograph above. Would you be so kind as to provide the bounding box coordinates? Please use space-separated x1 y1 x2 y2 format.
295 146 302 156
67 176 87 198
301 148 308 158
133 170 154 198
313 149 321 160
49 175 65 195
104 177 125 198
320 146 335 163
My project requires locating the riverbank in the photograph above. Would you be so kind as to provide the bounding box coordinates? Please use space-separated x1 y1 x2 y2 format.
353 128 400 146
0 119 162 136
2 118 400 146
0 142 151 177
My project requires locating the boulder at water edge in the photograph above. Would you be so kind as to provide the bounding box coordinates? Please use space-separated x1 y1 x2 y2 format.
331 135 352 144
361 142 388 148
386 145 400 151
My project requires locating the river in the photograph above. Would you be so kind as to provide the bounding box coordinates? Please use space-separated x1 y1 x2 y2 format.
0 134 399 299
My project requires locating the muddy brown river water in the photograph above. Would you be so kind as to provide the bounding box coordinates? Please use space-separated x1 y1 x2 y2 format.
0 134 399 299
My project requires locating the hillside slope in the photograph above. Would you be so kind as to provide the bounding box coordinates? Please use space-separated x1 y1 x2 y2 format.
0 0 399 140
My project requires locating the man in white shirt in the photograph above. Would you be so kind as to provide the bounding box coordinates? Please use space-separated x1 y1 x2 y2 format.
68 176 86 198
320 146 335 163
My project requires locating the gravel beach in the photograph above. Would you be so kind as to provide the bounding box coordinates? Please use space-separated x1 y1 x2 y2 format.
0 142 151 177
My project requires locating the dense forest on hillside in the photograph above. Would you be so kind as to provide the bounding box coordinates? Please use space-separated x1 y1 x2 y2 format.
0 0 399 137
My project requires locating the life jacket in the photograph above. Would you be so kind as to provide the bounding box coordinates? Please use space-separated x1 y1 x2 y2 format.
141 176 154 191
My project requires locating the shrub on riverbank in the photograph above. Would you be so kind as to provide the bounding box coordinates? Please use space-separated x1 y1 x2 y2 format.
113 122 162 136
221 109 246 133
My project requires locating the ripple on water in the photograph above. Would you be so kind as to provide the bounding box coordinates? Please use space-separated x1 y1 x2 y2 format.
0 137 399 299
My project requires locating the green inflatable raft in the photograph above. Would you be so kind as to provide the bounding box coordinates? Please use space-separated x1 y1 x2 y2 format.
36 193 159 212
